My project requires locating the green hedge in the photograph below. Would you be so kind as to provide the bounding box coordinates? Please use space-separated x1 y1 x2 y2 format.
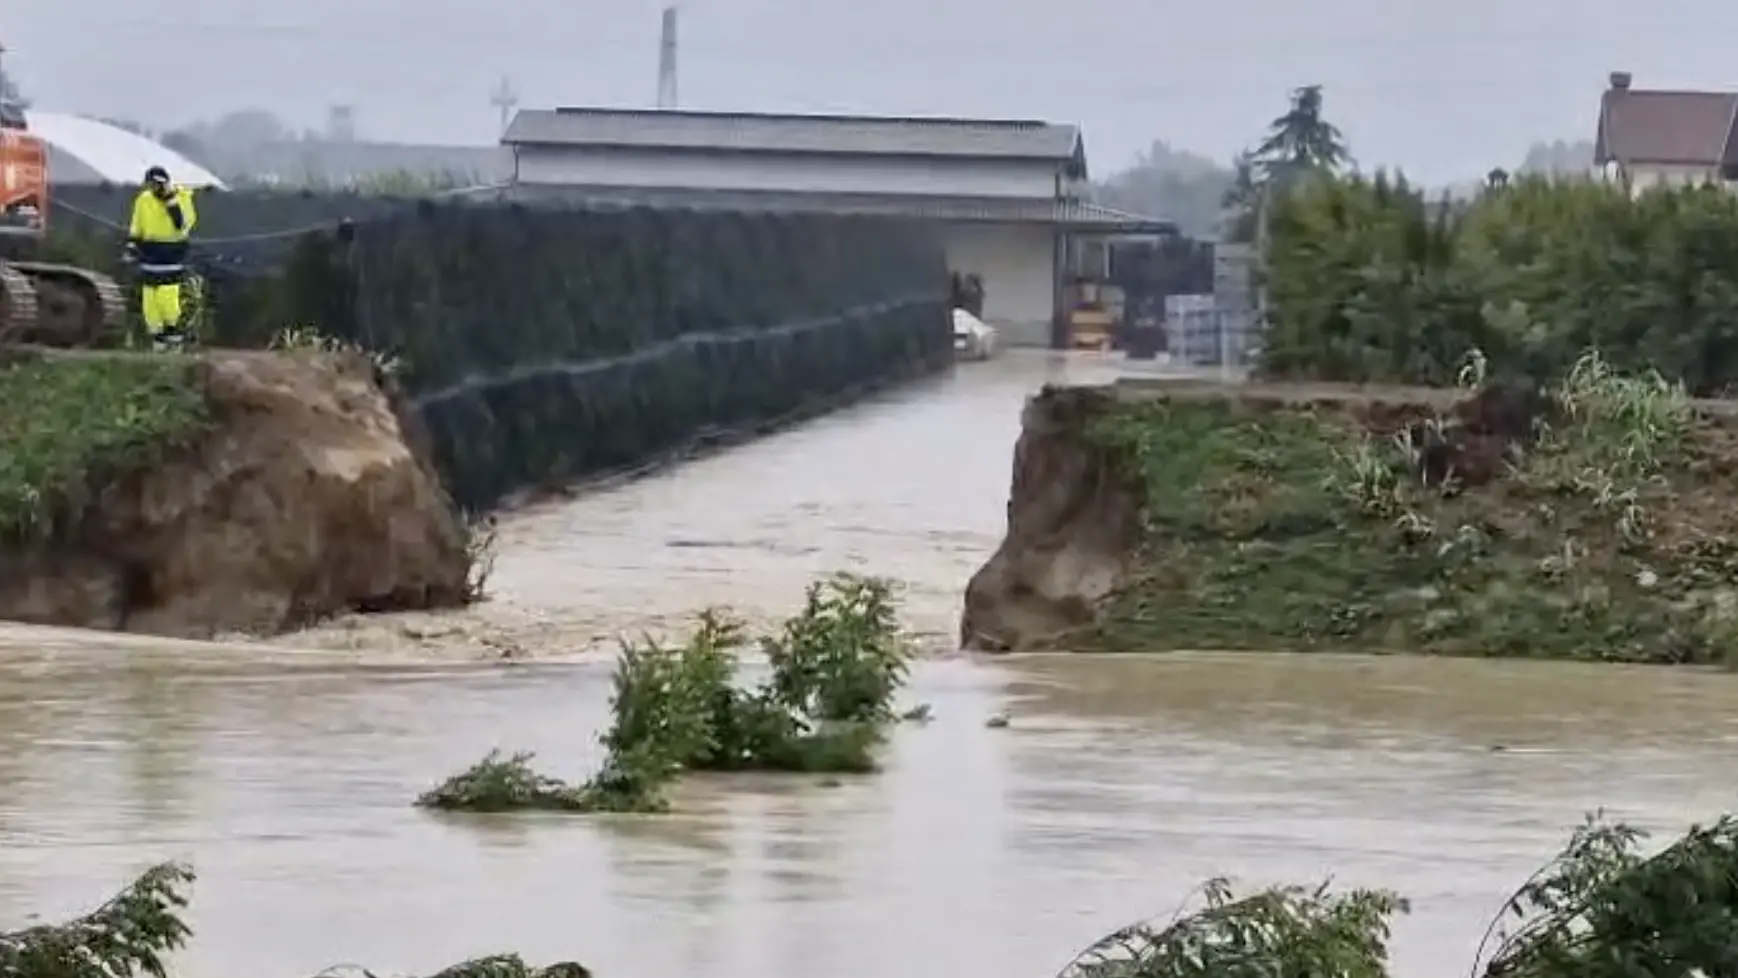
47 188 951 509
1257 173 1738 393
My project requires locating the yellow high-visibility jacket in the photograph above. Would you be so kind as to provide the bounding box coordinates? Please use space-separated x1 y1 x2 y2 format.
128 185 198 281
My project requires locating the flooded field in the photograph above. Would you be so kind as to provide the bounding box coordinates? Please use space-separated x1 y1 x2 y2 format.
0 353 1731 977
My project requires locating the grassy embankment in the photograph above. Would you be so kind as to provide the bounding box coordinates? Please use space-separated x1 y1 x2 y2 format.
0 353 210 543
1080 352 1738 664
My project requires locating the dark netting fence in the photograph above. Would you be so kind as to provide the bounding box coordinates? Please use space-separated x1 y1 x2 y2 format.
48 186 953 509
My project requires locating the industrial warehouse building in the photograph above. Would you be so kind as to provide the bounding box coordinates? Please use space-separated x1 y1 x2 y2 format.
501 107 1170 346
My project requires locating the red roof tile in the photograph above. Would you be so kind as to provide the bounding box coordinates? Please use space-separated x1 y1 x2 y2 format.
1596 88 1738 166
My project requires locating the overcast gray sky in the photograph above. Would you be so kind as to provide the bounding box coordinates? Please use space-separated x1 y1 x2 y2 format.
10 0 1738 183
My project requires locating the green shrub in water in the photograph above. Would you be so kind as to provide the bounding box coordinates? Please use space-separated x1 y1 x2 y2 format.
419 573 915 814
1059 877 1404 978
1060 809 1738 978
0 863 592 977
762 572 909 724
413 749 594 812
1471 811 1738 978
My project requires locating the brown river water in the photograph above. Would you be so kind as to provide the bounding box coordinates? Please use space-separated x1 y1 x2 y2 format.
2 352 1736 978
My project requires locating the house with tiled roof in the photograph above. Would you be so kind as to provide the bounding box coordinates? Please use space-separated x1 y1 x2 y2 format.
1595 71 1738 188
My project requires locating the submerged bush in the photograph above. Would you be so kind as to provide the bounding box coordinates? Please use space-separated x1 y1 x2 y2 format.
1060 877 1403 978
1473 812 1738 978
0 863 193 978
1059 810 1738 978
415 750 594 812
0 864 590 978
762 574 909 724
421 573 915 814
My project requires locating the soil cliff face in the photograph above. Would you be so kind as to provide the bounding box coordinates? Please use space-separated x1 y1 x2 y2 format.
0 350 471 637
962 370 1738 663
959 386 1142 651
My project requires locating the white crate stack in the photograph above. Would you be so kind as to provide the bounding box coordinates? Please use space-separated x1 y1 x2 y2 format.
1155 244 1262 368
1164 294 1220 364
1212 243 1260 366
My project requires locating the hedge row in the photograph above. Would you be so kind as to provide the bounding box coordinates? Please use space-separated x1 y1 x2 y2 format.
46 188 952 509
1258 173 1738 392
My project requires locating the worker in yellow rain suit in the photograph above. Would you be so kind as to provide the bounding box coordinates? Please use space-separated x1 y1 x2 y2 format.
125 166 198 350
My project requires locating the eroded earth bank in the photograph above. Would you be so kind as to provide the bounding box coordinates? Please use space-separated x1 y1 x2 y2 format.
963 367 1738 661
0 349 473 637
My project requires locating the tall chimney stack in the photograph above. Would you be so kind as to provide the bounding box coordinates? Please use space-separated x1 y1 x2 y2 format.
1609 71 1632 91
657 7 679 109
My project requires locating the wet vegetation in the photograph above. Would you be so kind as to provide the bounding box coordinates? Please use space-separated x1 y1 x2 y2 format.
1062 877 1403 978
417 573 915 814
17 810 1732 977
1059 810 1738 978
0 862 590 978
0 352 210 543
1086 350 1738 662
414 749 596 813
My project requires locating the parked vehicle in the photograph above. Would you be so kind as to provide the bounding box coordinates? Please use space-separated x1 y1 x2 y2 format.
952 307 998 361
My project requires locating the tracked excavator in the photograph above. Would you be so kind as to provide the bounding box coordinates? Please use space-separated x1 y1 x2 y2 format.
0 97 125 346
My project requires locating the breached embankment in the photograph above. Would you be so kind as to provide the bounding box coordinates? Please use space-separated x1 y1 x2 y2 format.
0 348 472 637
962 369 1738 663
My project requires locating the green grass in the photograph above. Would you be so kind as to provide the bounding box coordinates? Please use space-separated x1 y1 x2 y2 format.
1082 358 1738 663
0 354 210 542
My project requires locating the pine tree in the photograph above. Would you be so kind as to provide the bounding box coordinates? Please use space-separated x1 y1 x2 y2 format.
1252 84 1349 187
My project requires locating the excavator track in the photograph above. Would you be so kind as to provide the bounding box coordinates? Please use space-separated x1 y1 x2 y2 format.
4 261 126 348
0 263 39 345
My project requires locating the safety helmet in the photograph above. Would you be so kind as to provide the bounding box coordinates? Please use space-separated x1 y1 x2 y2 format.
143 165 169 185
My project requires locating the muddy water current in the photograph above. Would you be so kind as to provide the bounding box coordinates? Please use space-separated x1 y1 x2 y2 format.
2 353 1737 978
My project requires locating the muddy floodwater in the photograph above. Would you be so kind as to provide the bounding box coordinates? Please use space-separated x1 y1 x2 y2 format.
2 353 1736 978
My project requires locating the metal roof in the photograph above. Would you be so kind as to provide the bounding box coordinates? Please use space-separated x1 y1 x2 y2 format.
504 107 1083 165
500 183 1173 233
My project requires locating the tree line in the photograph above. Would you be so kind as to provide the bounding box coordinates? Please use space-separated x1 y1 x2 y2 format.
1256 167 1738 392
1094 86 1593 240
1096 82 1738 393
1095 85 1353 241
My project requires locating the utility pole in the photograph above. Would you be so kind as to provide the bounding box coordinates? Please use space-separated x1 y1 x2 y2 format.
1248 180 1271 380
489 76 518 138
657 7 679 108
0 39 25 126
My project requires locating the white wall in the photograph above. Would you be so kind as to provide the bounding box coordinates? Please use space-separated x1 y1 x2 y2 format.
1618 162 1724 189
515 145 1061 198
942 223 1056 347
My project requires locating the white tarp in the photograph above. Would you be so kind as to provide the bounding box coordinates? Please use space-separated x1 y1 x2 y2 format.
24 110 226 189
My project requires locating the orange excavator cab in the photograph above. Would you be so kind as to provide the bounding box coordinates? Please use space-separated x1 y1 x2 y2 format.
0 99 124 345
0 111 48 243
